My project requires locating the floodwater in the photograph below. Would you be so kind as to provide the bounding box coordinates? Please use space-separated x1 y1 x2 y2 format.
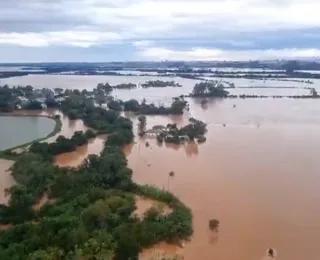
1 75 320 259
10 109 89 144
0 109 90 206
1 74 319 105
0 115 55 151
127 98 320 260
54 135 106 167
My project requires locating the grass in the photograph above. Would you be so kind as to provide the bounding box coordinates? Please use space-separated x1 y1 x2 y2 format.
0 114 62 160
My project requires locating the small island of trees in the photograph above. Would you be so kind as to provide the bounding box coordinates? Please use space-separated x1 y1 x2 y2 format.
141 80 182 88
154 118 207 144
190 81 229 98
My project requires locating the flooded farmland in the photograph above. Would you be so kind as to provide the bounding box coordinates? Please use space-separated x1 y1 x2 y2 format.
1 75 320 259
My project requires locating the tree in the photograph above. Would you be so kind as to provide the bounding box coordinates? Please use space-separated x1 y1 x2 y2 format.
72 131 87 146
191 82 229 97
168 171 175 191
123 99 140 112
170 98 187 115
209 219 219 231
107 100 122 111
138 115 147 136
25 101 43 110
84 129 96 139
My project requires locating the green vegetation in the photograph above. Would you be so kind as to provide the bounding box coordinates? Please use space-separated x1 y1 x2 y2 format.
0 92 193 259
156 118 207 144
96 81 181 91
122 98 187 115
190 81 229 98
114 83 137 89
138 115 147 137
28 130 97 161
0 85 34 112
141 80 182 88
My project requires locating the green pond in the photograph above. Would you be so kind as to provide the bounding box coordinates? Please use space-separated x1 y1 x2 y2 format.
0 116 55 151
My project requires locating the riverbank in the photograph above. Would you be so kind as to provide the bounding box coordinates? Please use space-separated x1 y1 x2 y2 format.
0 113 62 159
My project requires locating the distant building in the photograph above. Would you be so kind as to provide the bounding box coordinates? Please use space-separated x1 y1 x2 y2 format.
17 96 29 105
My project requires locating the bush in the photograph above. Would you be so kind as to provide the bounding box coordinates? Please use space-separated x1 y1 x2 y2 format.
209 219 219 230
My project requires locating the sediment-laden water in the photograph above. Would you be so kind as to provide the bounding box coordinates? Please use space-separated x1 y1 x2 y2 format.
1 75 320 259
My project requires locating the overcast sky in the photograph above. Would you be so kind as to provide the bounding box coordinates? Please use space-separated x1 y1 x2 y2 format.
1 0 320 62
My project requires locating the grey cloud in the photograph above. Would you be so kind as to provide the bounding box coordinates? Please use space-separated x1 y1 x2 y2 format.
0 0 92 32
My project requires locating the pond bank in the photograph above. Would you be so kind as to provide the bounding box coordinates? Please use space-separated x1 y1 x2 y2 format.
0 113 62 158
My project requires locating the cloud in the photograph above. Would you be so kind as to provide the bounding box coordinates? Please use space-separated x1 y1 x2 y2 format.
0 0 320 61
0 31 121 47
141 47 320 61
132 40 153 47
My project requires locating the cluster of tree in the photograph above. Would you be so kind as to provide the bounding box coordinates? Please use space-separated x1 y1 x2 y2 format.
96 82 137 92
0 71 29 79
118 98 188 115
138 115 147 136
96 83 112 94
113 83 137 89
28 130 96 161
190 81 229 98
141 80 182 88
106 97 188 115
96 81 182 92
156 118 207 144
0 93 193 259
0 85 34 112
0 85 67 112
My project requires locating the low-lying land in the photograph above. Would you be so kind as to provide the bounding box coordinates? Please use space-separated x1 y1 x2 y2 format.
0 85 194 259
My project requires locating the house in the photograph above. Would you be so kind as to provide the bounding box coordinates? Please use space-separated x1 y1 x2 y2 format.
17 96 29 105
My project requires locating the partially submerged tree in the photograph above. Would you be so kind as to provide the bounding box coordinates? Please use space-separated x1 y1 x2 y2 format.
209 219 220 231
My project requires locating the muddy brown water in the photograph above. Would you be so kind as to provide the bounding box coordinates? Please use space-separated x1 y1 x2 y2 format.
129 99 320 260
2 99 320 259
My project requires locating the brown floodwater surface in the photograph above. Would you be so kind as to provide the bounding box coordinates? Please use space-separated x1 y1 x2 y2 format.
54 135 106 167
128 99 320 260
2 98 320 260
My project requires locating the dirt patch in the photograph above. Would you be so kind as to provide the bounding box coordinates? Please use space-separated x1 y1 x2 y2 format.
0 159 15 205
139 242 184 260
134 195 172 219
0 223 12 230
32 193 56 211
